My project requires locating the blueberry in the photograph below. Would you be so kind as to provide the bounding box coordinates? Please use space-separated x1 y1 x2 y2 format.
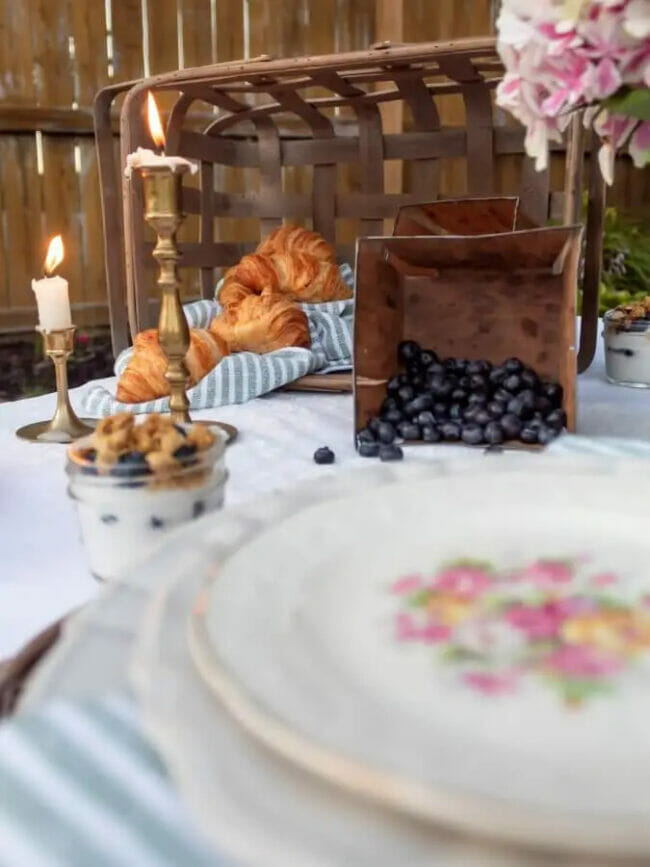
398 340 421 364
463 404 480 422
493 387 511 405
534 395 553 415
114 451 150 477
386 375 402 394
451 388 468 404
368 417 382 434
313 446 335 464
356 427 375 444
358 440 380 457
406 360 423 379
521 368 539 390
503 374 522 393
546 408 567 430
528 418 543 432
420 350 438 367
449 403 464 420
507 396 533 420
426 362 445 378
416 410 436 426
500 413 522 440
398 421 421 441
474 408 492 426
410 374 424 390
466 360 489 375
382 408 403 425
381 396 400 413
443 358 457 371
397 384 415 404
484 421 504 445
520 426 538 445
429 377 453 399
487 400 506 419
489 366 506 386
461 424 484 445
409 394 433 414
433 401 449 419
453 359 469 373
542 382 564 407
421 424 442 443
518 389 536 410
458 375 471 390
379 444 404 462
377 421 397 444
537 425 560 446
440 421 461 441
467 392 488 406
174 443 198 460
504 357 524 373
193 501 206 519
469 373 489 391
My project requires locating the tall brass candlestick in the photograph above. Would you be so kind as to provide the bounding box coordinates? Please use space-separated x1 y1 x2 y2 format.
140 164 192 424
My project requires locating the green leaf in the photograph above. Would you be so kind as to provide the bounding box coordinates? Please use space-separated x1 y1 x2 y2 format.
439 645 484 664
603 88 650 121
407 589 432 609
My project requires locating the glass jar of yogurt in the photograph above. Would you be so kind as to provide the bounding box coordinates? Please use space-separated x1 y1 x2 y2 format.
603 306 650 388
67 421 227 581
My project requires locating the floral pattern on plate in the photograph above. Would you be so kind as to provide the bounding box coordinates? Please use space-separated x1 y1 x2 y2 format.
391 557 650 707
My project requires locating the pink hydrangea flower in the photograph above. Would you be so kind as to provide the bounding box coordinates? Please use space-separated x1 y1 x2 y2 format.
506 601 567 638
432 566 492 598
463 670 519 695
544 644 623 677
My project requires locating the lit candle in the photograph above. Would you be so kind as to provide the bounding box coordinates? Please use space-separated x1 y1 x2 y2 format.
31 235 72 332
124 93 197 178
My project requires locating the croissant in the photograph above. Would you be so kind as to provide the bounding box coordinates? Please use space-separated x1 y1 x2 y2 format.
116 328 228 403
217 251 351 307
210 293 310 354
256 224 335 262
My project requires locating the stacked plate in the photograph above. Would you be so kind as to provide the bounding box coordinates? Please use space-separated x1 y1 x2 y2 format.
128 457 650 865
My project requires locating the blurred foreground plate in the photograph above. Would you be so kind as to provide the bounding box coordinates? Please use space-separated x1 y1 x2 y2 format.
190 462 650 855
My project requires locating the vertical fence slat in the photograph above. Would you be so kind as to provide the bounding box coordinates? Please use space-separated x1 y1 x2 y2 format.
215 0 244 61
111 0 144 82
70 0 109 105
147 0 179 75
181 0 213 69
42 137 85 310
78 140 108 322
0 2 36 103
31 0 75 106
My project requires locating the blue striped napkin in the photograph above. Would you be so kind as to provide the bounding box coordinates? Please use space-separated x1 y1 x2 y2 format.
82 264 354 417
0 695 224 867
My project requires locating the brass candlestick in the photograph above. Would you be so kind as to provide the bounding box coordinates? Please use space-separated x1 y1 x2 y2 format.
140 165 192 424
16 327 96 443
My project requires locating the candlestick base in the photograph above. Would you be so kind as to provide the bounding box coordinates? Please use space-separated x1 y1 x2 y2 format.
15 327 96 444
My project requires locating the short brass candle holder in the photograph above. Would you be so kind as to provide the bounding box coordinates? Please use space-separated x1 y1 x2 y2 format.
139 164 237 442
16 327 96 443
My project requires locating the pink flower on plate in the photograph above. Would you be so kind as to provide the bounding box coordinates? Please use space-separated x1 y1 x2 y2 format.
516 559 574 587
395 613 450 644
390 574 422 595
506 601 566 639
463 670 519 695
590 572 618 587
432 566 491 599
544 644 623 678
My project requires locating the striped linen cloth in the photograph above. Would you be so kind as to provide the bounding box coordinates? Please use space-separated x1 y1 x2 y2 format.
0 695 223 867
82 265 354 417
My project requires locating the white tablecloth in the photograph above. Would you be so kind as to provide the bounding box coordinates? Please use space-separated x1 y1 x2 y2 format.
0 335 648 658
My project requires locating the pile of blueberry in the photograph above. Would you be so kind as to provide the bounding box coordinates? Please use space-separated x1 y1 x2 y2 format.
356 340 566 455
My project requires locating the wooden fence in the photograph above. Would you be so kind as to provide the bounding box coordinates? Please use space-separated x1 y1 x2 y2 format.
0 0 648 334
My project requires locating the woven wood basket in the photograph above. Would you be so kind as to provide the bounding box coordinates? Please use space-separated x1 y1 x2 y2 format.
94 37 604 367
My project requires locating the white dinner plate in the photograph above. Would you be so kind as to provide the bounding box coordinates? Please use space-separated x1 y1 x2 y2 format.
190 461 650 855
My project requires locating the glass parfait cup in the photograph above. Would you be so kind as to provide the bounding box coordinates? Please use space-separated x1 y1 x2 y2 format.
603 309 650 388
67 425 227 581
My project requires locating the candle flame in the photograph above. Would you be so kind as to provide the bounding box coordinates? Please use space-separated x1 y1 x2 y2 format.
147 92 165 151
43 235 64 276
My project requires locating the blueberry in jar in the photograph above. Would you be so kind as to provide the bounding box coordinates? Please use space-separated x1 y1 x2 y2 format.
313 446 335 464
358 440 380 457
114 451 150 476
174 443 198 460
440 421 461 441
484 421 504 445
398 421 421 441
398 340 421 364
379 444 404 462
500 413 522 440
377 421 397 444
421 424 442 443
461 424 484 446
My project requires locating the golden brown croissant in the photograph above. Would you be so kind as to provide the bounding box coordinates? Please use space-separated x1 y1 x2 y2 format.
209 293 310 354
256 224 335 262
116 328 229 403
217 251 351 307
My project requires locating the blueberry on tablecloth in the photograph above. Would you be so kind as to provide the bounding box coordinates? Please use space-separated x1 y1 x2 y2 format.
313 446 335 465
